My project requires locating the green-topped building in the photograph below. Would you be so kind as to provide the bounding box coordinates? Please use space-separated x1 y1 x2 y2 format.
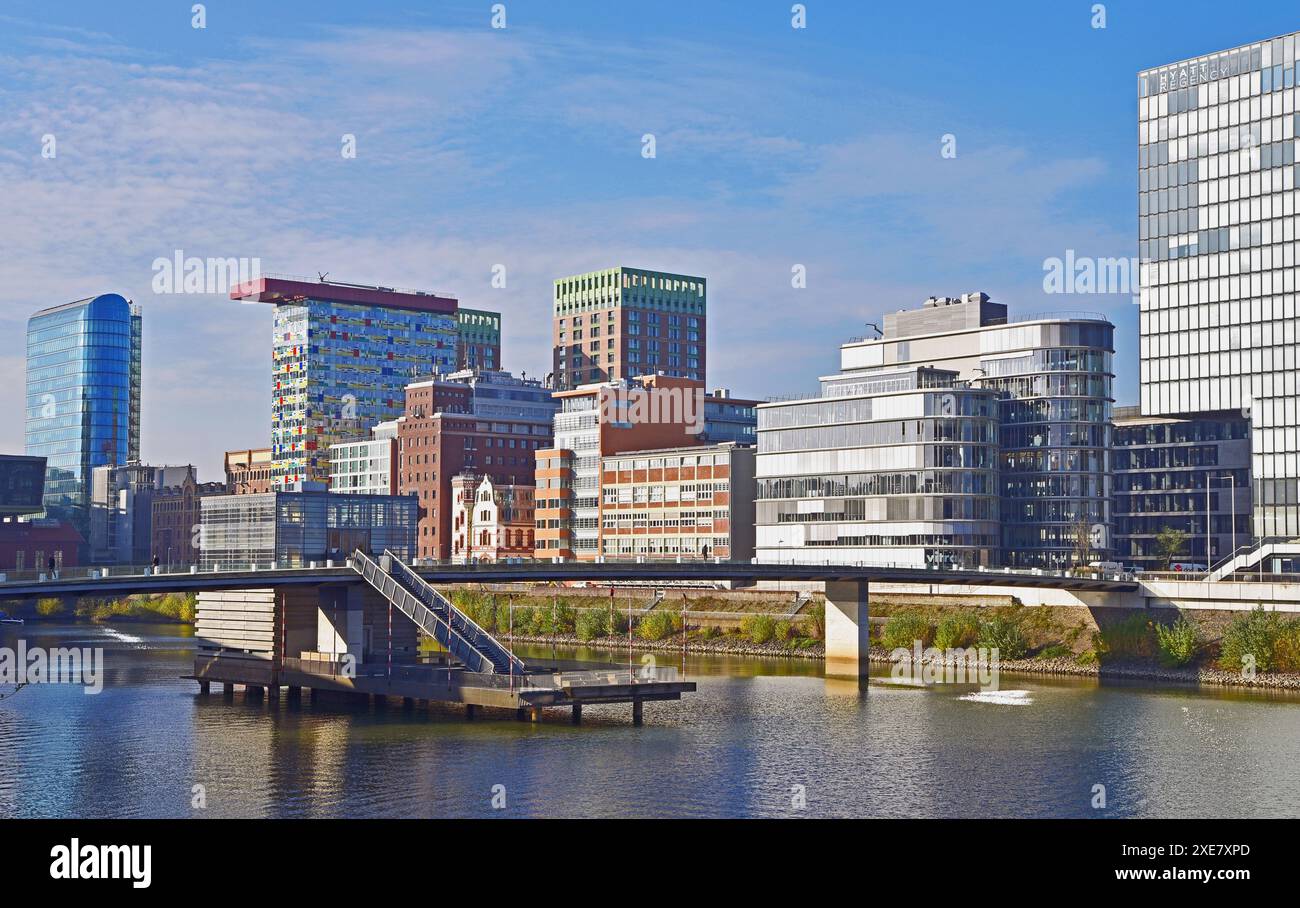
552 266 705 391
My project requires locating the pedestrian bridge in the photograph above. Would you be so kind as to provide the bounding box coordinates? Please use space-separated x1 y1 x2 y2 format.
0 558 1137 600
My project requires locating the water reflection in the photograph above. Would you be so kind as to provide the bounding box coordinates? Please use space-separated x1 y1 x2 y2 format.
1 624 1299 818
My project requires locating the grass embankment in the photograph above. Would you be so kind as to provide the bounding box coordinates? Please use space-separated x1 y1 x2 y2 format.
874 602 1300 677
447 589 826 652
15 593 197 623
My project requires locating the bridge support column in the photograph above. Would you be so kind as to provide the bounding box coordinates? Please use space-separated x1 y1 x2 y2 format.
529 706 543 722
198 680 210 695
222 683 235 699
465 704 477 720
515 707 528 721
632 700 643 726
571 704 582 725
824 581 870 680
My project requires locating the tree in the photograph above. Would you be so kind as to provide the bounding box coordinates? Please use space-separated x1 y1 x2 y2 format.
1155 527 1188 569
1071 515 1094 573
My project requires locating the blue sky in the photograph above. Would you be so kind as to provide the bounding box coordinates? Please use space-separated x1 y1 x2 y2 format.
1 0 1297 478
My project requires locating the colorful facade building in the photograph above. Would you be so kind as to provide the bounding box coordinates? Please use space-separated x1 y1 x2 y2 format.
449 474 536 563
552 267 705 391
231 275 459 488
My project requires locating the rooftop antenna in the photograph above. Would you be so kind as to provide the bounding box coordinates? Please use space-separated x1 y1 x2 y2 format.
865 322 882 338
318 272 330 282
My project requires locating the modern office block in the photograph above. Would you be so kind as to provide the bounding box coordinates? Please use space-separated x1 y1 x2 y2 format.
199 489 418 569
1139 32 1300 542
552 267 705 390
25 293 141 536
757 367 1000 567
1113 406 1251 569
762 293 1114 568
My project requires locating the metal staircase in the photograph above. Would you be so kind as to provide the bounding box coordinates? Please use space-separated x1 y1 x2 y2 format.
351 549 525 676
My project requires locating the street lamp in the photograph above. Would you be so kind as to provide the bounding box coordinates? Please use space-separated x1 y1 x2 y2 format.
1206 472 1236 577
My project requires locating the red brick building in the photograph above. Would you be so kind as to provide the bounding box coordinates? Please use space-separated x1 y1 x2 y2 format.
397 378 551 562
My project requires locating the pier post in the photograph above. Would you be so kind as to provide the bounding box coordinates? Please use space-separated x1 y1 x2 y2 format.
402 697 415 712
632 700 643 726
246 685 264 700
515 707 528 721
465 704 477 720
824 581 870 681
287 686 302 703
529 706 543 723
222 683 235 700
267 684 280 704
198 680 210 695
571 704 582 725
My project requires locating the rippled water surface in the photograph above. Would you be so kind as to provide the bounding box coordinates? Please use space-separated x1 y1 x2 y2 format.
2 622 1299 818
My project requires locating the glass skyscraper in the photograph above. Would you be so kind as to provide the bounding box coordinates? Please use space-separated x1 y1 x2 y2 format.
25 293 142 536
232 276 459 487
1139 31 1300 542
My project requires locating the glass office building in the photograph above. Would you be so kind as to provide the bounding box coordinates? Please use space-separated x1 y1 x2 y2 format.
200 490 418 569
756 367 1000 567
233 276 459 488
1113 406 1251 569
1139 31 1300 541
830 293 1114 567
25 293 141 535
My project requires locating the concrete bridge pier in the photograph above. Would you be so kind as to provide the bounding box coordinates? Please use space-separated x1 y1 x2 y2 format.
824 581 870 681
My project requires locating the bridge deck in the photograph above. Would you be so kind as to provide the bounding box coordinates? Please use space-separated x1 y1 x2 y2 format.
0 561 1138 599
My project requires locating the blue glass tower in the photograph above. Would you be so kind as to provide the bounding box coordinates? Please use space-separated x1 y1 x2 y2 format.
25 293 142 535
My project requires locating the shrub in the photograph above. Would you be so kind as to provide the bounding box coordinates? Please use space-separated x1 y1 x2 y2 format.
575 608 610 641
934 613 980 650
553 600 577 635
637 610 677 641
1154 617 1200 667
977 616 1027 660
880 613 933 650
798 602 825 641
609 607 629 635
1218 608 1293 673
1099 614 1156 659
771 619 793 645
35 597 65 617
740 613 776 645
1036 643 1072 660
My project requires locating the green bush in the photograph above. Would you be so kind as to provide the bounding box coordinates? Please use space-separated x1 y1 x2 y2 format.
799 602 825 641
881 613 933 650
934 613 980 650
740 613 776 645
553 600 577 635
637 610 678 641
1099 614 1156 659
1036 643 1072 660
1154 617 1200 667
771 619 793 645
609 607 629 635
575 608 610 641
977 616 1027 660
1218 608 1293 673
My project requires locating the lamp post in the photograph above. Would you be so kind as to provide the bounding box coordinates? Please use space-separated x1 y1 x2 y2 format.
1206 472 1236 577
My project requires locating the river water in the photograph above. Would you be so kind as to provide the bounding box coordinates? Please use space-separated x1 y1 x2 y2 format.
2 621 1299 818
